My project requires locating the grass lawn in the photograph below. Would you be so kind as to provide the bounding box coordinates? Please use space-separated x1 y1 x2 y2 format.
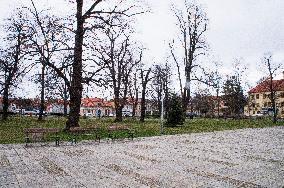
0 116 283 144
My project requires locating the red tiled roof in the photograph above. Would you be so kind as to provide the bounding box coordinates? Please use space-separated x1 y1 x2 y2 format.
81 98 103 107
81 98 115 108
249 79 284 93
103 101 114 108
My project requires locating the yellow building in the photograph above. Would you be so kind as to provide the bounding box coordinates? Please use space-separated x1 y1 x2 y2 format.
244 73 284 117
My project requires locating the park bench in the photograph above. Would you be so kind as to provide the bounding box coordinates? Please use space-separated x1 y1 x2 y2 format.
107 124 134 140
69 126 101 144
24 128 61 147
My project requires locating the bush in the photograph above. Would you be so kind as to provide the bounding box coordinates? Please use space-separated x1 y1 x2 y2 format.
166 94 184 126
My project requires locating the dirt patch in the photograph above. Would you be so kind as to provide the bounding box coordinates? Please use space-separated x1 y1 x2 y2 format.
105 163 162 187
132 144 157 150
39 157 67 176
61 148 94 157
0 155 10 167
188 168 264 188
123 151 160 163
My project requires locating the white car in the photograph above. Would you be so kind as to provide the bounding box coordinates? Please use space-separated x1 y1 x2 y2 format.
84 113 93 118
251 112 264 118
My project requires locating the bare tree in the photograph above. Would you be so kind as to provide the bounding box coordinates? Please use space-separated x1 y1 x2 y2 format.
94 20 142 122
150 64 172 117
129 71 139 117
192 87 214 117
169 41 182 97
139 67 152 122
25 1 73 121
64 0 144 129
262 53 282 123
0 9 32 120
171 1 208 113
196 61 223 117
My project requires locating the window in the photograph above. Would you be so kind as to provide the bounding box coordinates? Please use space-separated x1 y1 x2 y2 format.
280 92 284 98
256 94 259 99
263 94 266 99
251 95 255 99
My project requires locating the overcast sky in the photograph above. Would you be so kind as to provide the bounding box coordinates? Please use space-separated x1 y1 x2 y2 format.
0 0 284 97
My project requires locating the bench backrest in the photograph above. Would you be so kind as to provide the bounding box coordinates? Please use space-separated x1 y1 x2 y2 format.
107 124 130 131
69 126 99 133
24 128 61 134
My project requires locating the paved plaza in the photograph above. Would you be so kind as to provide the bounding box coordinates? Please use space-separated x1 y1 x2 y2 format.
0 126 284 187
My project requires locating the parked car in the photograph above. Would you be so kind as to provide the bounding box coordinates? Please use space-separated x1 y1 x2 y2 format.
35 110 47 116
251 111 266 118
122 111 132 117
23 110 37 116
186 112 197 119
84 113 93 118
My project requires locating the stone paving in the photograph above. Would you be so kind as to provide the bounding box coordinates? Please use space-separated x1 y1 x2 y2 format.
0 126 284 188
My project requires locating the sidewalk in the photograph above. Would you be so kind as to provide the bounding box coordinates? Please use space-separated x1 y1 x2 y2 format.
1 126 284 187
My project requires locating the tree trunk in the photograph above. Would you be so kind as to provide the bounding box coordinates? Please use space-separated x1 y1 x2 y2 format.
271 91 277 123
65 0 84 130
2 83 9 121
38 63 45 121
132 88 139 117
114 88 123 122
217 88 220 118
268 58 277 124
132 96 138 118
63 83 68 117
140 86 146 122
115 105 123 122
183 68 191 114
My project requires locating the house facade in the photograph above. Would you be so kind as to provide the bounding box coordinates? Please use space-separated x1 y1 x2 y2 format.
0 97 17 113
191 95 228 117
46 99 70 114
80 97 114 117
244 72 284 117
122 98 159 117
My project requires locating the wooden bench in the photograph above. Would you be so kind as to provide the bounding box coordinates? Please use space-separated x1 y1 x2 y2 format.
107 124 134 140
69 126 101 144
24 128 61 147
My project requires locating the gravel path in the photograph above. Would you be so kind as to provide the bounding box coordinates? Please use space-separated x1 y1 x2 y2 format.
0 126 284 188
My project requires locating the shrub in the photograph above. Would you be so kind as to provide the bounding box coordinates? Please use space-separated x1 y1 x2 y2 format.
166 94 184 126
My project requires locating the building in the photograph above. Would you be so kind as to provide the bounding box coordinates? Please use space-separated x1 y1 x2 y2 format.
46 99 70 115
80 97 114 117
0 97 17 113
244 72 284 117
122 98 159 117
191 95 228 117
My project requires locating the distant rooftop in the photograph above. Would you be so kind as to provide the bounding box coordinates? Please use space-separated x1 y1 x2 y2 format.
249 72 284 93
